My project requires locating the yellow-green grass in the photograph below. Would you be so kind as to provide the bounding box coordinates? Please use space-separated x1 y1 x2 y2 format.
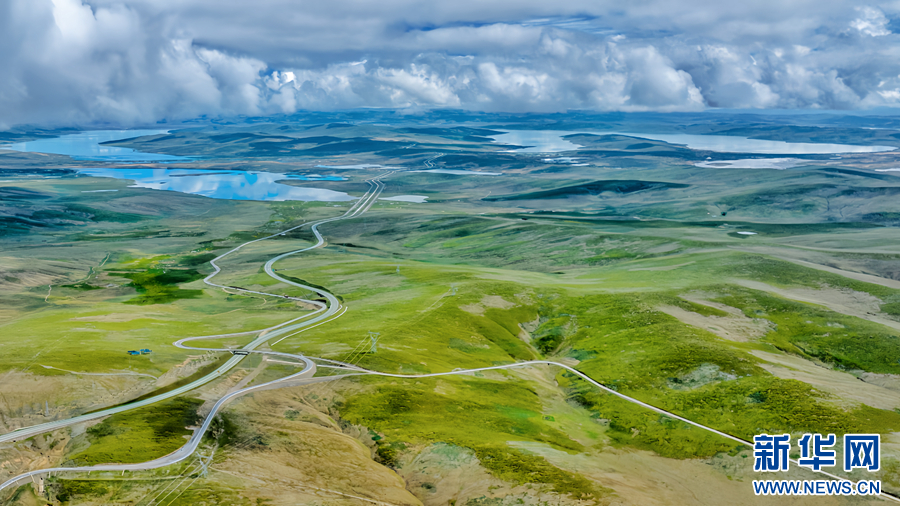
341 374 611 501
271 248 900 465
67 397 202 466
4 159 900 496
0 290 310 374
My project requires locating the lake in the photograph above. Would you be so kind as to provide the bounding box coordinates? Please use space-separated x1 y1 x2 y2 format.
77 168 355 202
694 158 805 169
317 164 400 170
490 130 897 154
381 195 428 203
3 130 192 162
410 169 502 176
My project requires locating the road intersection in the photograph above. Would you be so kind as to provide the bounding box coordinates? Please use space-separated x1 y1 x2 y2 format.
2 167 897 503
0 172 389 446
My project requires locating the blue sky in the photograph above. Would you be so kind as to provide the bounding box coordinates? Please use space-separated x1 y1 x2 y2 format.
3 0 900 127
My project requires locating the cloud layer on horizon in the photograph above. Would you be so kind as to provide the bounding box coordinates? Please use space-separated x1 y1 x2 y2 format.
4 0 900 127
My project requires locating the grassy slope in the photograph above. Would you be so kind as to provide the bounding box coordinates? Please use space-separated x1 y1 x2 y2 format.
67 398 202 466
3 123 900 502
271 243 900 493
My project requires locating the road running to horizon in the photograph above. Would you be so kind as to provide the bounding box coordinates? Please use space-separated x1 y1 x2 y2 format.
0 171 391 446
2 162 897 504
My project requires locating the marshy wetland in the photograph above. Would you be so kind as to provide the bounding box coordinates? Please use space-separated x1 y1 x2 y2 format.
2 114 900 505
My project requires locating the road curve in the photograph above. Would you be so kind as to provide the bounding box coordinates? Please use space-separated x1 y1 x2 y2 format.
8 164 888 501
0 357 318 492
315 360 900 504
7 354 897 504
0 172 390 445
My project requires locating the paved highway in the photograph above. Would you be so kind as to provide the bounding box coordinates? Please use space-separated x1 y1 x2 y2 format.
0 357 318 492
4 165 896 503
6 354 898 503
316 360 900 504
0 172 390 446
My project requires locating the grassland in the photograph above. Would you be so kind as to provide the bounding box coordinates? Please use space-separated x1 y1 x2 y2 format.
67 397 202 466
270 248 900 445
3 120 900 505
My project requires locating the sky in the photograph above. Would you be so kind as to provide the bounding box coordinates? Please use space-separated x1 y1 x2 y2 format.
4 0 900 127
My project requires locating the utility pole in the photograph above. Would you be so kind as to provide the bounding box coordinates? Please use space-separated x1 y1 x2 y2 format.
368 332 380 353
198 452 212 477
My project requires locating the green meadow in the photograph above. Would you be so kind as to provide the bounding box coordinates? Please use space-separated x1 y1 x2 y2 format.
2 122 900 504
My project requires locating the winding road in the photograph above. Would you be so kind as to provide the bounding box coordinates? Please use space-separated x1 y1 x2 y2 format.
0 171 390 446
2 165 898 503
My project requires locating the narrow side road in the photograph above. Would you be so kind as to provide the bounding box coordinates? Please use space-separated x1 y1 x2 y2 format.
5 356 899 503
0 172 390 445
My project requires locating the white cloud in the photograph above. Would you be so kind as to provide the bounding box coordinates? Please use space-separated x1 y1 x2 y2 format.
3 0 900 127
851 7 891 37
620 46 704 109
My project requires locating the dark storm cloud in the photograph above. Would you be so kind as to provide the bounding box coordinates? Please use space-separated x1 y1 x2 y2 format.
3 0 900 127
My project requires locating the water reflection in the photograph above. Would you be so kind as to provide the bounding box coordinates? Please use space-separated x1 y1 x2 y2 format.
490 130 896 154
694 158 805 169
77 168 354 202
618 132 896 154
410 169 502 175
5 130 191 162
381 195 428 203
490 131 584 153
